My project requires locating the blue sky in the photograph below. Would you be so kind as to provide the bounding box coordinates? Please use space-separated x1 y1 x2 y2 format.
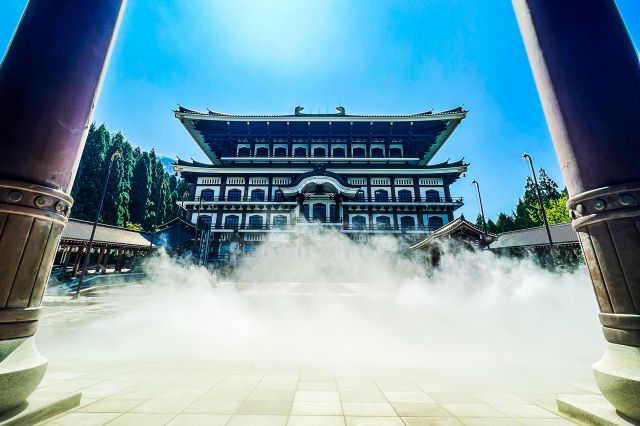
1 1 638 220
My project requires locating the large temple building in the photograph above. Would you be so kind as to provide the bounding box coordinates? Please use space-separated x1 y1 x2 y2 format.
173 106 468 262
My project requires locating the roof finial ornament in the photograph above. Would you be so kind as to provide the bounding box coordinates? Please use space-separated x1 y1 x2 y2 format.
336 105 346 116
294 105 304 116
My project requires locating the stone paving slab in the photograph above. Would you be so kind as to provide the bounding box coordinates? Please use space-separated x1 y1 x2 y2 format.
27 360 591 425
30 287 601 425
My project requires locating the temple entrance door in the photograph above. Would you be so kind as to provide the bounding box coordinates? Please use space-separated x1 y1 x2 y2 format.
312 203 327 223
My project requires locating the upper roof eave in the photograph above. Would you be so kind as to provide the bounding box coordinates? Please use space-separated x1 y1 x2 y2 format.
174 105 468 122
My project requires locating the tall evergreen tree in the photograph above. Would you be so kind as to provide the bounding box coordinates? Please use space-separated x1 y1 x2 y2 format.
537 168 560 205
102 132 134 226
71 124 111 220
486 169 566 234
495 212 517 232
130 150 152 227
69 123 191 231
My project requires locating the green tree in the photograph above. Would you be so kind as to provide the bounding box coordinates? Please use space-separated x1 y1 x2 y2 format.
102 133 134 226
486 169 569 234
545 188 570 224
70 123 190 230
130 150 153 228
537 169 560 205
70 124 111 220
125 223 144 231
475 213 484 230
495 212 517 233
486 219 498 234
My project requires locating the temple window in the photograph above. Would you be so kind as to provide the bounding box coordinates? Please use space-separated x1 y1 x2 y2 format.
313 203 327 222
303 204 310 220
273 189 284 202
376 216 391 229
227 189 242 201
355 190 365 202
389 147 402 158
224 215 239 229
255 147 269 157
352 215 366 229
197 215 212 229
352 147 366 158
294 147 307 157
273 215 288 227
400 216 415 229
425 189 440 202
333 147 346 157
313 147 326 157
200 189 215 201
374 189 389 202
238 147 251 157
274 147 287 157
250 189 265 201
428 216 444 230
370 147 384 158
248 215 263 229
397 189 412 202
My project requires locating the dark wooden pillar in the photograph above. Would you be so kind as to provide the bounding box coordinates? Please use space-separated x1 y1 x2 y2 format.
71 248 83 276
101 248 110 274
94 247 103 273
62 248 72 274
514 0 640 419
115 249 124 273
0 0 126 413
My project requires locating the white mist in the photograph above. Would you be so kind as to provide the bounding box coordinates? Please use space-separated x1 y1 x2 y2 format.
40 228 604 386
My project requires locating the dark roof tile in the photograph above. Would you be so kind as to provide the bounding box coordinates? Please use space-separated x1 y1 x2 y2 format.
61 219 152 247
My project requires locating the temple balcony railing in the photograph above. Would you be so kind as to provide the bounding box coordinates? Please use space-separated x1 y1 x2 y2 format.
295 217 344 225
201 223 296 233
186 195 463 206
342 224 442 233
196 222 443 234
343 196 463 206
220 156 419 163
185 196 297 205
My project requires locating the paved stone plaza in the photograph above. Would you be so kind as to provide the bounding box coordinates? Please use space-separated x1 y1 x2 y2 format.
33 360 592 426
27 285 598 425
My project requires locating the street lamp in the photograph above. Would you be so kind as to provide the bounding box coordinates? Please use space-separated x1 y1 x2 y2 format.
471 180 487 233
522 153 554 250
73 150 121 299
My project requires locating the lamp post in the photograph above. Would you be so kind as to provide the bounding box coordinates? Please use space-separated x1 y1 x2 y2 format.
522 153 554 250
514 0 640 419
471 180 487 233
73 150 121 299
149 179 167 249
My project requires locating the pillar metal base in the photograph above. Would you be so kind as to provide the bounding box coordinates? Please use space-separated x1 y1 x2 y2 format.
0 337 47 413
592 343 640 421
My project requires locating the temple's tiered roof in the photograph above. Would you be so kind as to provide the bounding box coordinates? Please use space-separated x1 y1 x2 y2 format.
174 106 467 166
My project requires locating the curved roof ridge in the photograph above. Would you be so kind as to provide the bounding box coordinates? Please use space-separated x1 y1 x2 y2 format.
174 158 214 167
175 105 468 118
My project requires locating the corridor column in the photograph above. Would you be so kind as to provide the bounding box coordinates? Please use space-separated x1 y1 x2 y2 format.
0 0 126 413
513 0 640 420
